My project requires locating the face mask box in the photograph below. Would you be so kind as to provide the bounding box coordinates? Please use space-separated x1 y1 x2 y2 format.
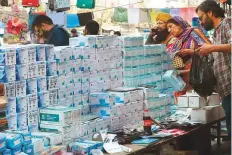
31 138 45 154
89 93 115 106
54 47 69 63
0 65 16 83
31 132 62 146
37 61 46 77
15 80 26 97
130 90 144 102
36 45 46 61
81 94 89 105
17 111 27 130
45 44 55 61
46 61 57 76
6 97 16 114
27 94 38 111
16 64 27 81
47 76 58 90
80 104 90 115
27 46 37 63
73 96 82 106
0 47 16 66
73 72 82 84
81 59 98 72
188 95 207 108
16 96 27 113
66 60 74 74
39 107 73 126
40 124 72 140
73 60 82 73
28 123 39 132
23 144 34 155
7 114 17 130
58 86 67 100
28 110 38 126
27 63 38 79
16 47 28 64
56 61 66 76
81 83 90 94
80 123 89 137
81 47 96 59
26 78 37 94
4 82 15 98
109 91 130 104
72 46 82 60
37 77 47 92
110 116 120 130
38 91 49 108
89 82 100 93
49 89 58 105
163 70 186 91
65 96 74 107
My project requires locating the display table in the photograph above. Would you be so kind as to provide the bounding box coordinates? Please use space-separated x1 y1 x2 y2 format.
104 117 225 155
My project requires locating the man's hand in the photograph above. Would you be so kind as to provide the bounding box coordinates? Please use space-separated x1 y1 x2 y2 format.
196 44 214 56
177 49 194 56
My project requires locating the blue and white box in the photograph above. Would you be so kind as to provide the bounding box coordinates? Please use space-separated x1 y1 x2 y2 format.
6 97 16 114
23 144 34 155
17 112 27 130
46 61 57 76
15 80 26 97
27 94 38 111
26 78 37 94
4 133 22 149
47 76 58 90
37 61 46 77
28 110 38 127
36 45 46 61
28 63 38 79
16 64 27 81
7 114 17 130
4 82 15 98
2 149 11 155
57 61 67 76
16 47 28 64
89 93 115 106
0 65 16 82
37 77 47 92
27 46 36 63
45 44 55 61
0 47 16 66
16 96 27 113
163 70 186 91
49 89 58 105
38 91 49 107
0 134 6 153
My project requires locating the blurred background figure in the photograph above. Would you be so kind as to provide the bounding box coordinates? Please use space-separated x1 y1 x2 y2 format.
71 28 78 37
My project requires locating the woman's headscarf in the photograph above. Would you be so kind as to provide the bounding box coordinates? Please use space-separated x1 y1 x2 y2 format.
168 16 210 55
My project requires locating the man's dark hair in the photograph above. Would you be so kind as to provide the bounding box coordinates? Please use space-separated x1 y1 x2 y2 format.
71 29 77 33
32 15 53 29
85 20 99 35
196 0 225 18
114 31 121 36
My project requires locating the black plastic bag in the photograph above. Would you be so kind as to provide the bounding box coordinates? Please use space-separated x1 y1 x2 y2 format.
189 51 216 97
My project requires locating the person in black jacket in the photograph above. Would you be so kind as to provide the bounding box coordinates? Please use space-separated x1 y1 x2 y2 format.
32 15 70 46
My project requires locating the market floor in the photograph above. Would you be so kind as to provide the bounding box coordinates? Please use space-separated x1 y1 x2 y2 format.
211 139 231 155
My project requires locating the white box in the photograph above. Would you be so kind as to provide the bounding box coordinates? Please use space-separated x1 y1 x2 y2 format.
89 93 115 106
73 72 82 84
15 80 26 96
17 111 27 130
16 47 28 64
49 89 58 105
109 91 130 104
177 95 189 108
28 110 38 125
191 105 224 124
27 46 37 63
208 93 220 106
36 45 46 61
38 91 49 108
37 77 47 92
4 82 15 98
16 64 28 81
31 138 45 154
47 76 58 90
16 96 27 113
39 107 73 126
28 63 38 79
56 61 67 76
6 97 16 114
31 132 62 146
27 94 38 111
7 114 17 130
189 96 207 108
37 61 46 77
46 61 57 76
45 44 55 61
26 78 37 94
0 65 16 82
0 47 16 66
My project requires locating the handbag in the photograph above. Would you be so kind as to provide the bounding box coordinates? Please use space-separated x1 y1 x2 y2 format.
77 0 95 9
22 0 39 7
172 55 185 69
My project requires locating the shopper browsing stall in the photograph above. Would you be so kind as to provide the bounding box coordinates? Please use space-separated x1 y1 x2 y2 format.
84 20 100 35
166 16 211 101
195 0 231 138
32 15 70 46
145 13 174 46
